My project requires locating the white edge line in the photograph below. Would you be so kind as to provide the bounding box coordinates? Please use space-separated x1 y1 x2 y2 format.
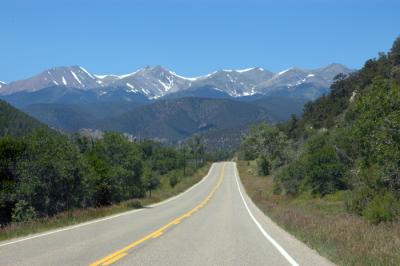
233 162 299 266
0 163 217 248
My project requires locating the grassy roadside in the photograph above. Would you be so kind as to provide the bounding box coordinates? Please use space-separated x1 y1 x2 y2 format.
237 160 400 266
0 163 211 242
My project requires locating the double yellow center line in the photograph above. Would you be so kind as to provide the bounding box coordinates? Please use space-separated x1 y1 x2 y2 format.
89 164 226 266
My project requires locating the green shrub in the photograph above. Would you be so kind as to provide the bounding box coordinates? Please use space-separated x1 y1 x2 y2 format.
11 200 37 223
257 156 270 176
303 136 347 196
169 175 180 188
362 193 400 224
274 160 305 196
345 185 373 215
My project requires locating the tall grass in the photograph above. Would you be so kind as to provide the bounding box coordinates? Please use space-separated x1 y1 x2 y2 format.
237 160 400 266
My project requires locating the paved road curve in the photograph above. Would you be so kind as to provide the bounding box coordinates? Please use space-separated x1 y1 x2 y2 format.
0 162 333 266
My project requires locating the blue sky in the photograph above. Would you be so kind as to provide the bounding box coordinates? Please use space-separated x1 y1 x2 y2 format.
0 0 399 82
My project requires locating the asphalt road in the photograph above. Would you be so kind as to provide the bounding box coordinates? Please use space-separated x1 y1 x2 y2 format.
0 162 333 266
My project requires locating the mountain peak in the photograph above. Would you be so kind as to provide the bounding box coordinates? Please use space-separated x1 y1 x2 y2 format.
141 65 170 74
0 63 351 99
47 65 82 72
0 65 101 95
325 63 347 68
319 63 351 72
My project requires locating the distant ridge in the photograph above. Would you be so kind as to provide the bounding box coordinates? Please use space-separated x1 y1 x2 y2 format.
0 64 352 102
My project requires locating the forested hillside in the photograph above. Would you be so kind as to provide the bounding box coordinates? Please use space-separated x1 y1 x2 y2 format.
240 37 400 223
18 96 306 149
21 101 145 132
0 99 48 136
97 97 274 141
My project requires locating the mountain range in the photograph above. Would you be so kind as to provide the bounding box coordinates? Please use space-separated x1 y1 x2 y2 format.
0 64 351 104
0 64 352 147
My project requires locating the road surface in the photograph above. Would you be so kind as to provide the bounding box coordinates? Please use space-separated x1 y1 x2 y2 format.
0 162 333 266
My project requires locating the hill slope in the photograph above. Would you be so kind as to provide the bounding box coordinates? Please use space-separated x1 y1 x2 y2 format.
241 36 400 223
97 97 273 141
22 102 146 132
251 96 307 121
0 99 48 136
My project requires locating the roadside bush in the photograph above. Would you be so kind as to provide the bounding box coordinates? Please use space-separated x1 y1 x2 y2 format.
11 200 37 223
363 193 400 224
169 175 180 188
274 160 305 196
302 134 347 196
257 156 270 176
240 123 291 169
345 185 374 215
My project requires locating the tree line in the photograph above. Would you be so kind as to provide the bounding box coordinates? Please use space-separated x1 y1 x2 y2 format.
0 130 207 225
240 37 400 223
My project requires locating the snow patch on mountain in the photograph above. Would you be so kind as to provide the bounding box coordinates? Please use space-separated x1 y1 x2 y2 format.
79 67 96 79
236 67 263 73
277 68 293 76
71 71 82 85
142 88 151 95
126 83 139 93
193 71 219 80
118 70 141 79
169 71 198 81
93 74 108 79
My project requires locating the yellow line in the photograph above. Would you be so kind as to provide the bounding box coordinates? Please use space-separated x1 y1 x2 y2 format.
152 231 163 238
89 164 226 266
102 253 127 266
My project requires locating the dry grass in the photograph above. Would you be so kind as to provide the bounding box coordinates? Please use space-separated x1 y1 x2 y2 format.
0 163 211 242
237 160 400 266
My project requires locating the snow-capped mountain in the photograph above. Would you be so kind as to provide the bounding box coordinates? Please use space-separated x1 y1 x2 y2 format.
0 64 352 102
250 63 351 99
257 64 349 90
104 65 193 99
0 81 6 89
189 68 274 97
1 66 100 95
